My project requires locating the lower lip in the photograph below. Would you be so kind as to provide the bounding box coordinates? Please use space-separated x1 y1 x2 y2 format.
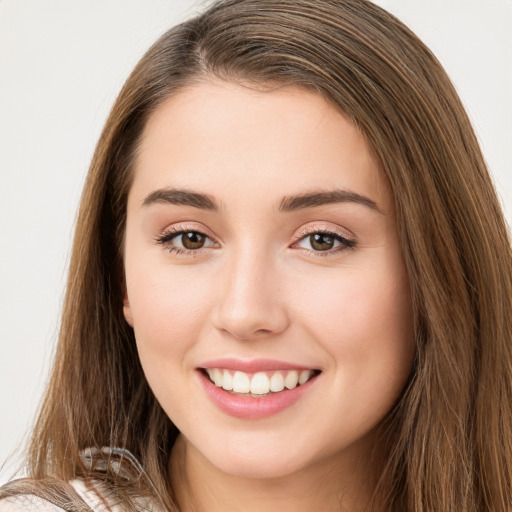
198 370 318 420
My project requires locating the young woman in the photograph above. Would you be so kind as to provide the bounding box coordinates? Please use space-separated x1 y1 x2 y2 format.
1 0 511 511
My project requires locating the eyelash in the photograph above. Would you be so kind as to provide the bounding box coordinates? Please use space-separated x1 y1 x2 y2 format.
154 225 215 257
292 227 356 257
154 225 356 257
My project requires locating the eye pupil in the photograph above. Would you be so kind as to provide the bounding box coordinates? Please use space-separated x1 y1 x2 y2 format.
182 231 205 249
310 233 334 251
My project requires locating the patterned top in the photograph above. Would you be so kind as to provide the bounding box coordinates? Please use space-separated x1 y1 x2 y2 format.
0 448 163 512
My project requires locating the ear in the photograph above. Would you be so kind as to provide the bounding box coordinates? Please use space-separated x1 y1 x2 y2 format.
122 283 134 327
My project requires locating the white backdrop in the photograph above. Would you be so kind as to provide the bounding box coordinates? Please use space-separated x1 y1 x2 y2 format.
1 0 511 485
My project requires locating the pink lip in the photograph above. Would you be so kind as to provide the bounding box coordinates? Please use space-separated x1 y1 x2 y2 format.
197 367 319 420
198 358 315 373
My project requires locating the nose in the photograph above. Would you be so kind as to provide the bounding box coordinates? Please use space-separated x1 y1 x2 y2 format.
212 247 290 341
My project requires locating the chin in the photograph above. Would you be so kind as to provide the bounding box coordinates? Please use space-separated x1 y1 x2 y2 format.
199 434 315 480
213 453 305 480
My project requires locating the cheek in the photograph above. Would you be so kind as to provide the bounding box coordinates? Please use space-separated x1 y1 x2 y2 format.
294 256 414 386
125 263 213 361
299 265 411 338
125 264 216 423
309 268 414 439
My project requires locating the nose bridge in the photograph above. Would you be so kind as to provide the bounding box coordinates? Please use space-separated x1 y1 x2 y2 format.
213 240 289 340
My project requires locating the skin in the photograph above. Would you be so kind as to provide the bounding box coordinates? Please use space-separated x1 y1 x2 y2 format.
123 80 415 512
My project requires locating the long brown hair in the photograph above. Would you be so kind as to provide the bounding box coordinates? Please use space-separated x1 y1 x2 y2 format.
2 1 511 510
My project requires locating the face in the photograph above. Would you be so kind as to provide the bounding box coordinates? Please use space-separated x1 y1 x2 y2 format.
123 81 414 480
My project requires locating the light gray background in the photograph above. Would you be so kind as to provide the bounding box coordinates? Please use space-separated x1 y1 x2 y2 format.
1 0 511 485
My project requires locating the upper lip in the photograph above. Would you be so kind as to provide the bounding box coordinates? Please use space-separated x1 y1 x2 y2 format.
198 358 319 373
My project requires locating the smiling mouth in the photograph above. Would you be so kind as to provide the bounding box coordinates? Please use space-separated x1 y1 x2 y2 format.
202 368 321 397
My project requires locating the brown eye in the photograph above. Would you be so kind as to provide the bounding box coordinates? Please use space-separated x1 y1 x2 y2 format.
181 231 206 249
156 228 216 255
294 230 355 255
309 233 335 251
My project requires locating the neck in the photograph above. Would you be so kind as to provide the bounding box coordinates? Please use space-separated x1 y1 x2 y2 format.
169 434 386 512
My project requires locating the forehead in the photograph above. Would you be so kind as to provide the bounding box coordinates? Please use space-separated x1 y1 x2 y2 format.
131 80 392 213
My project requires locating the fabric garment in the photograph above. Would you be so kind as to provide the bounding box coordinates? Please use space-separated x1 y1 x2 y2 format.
0 479 121 512
0 448 162 512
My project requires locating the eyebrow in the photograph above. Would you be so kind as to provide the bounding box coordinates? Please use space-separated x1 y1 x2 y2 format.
279 189 382 213
142 188 218 211
141 187 381 214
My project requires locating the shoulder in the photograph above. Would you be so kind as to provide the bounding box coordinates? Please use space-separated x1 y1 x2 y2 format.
0 478 154 512
0 494 67 512
0 479 111 511
0 447 163 512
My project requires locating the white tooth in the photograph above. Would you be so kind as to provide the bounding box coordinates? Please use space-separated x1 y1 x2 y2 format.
284 370 299 390
299 370 312 385
222 370 233 390
206 368 214 381
232 371 250 393
269 372 285 392
251 372 270 395
213 368 223 387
